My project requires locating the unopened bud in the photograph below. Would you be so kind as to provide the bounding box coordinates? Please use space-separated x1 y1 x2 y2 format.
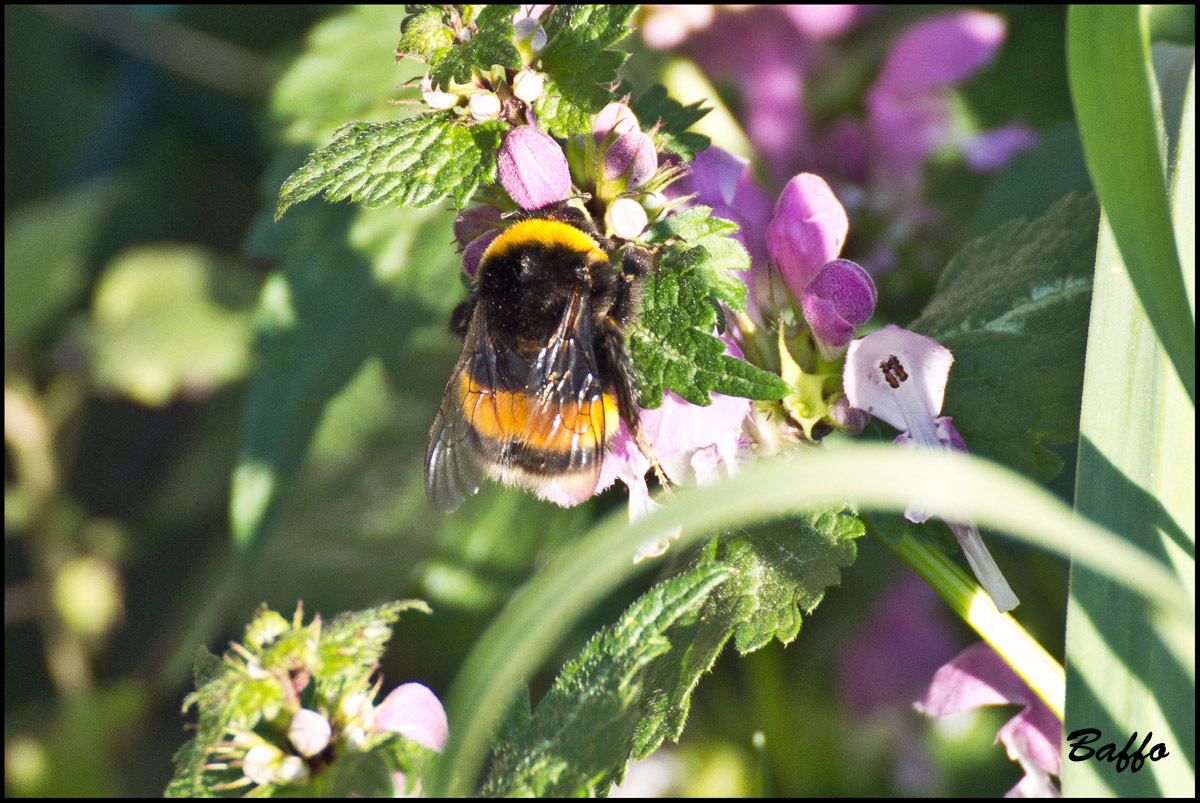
513 17 548 56
829 395 870 436
420 75 459 110
497 126 571 210
512 69 544 104
462 230 500 277
277 756 307 784
801 260 878 360
606 198 648 240
604 130 658 188
468 92 502 121
765 173 849 303
288 708 332 758
243 745 283 786
801 259 876 361
592 102 641 145
453 205 502 247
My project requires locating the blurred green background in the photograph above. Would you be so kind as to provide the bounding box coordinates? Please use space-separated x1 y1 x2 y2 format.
5 6 1081 796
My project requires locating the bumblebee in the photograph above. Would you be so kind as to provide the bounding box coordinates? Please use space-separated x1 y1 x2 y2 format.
425 200 654 513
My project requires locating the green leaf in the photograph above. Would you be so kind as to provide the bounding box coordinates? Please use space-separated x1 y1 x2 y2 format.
1068 6 1194 402
481 563 732 797
632 83 712 159
315 601 428 703
4 180 120 357
308 747 397 798
910 193 1100 483
166 649 237 797
272 6 421 146
87 245 257 407
275 115 505 219
631 206 789 407
534 5 635 137
717 511 863 654
167 641 289 797
633 513 862 758
1063 41 1195 798
431 445 1190 797
397 6 455 62
425 6 521 89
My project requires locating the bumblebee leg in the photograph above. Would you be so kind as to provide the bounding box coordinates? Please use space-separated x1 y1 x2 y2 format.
597 319 662 481
449 299 474 338
607 244 654 329
619 243 655 279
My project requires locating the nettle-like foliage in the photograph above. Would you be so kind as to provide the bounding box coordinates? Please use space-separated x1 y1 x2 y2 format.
168 602 437 797
274 5 785 408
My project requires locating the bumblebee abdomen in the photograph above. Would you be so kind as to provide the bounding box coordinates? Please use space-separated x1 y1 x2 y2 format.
456 371 618 475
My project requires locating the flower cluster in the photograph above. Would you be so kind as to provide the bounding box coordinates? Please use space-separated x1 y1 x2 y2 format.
432 5 1020 609
179 604 448 797
471 85 1018 609
402 7 550 125
641 6 1037 275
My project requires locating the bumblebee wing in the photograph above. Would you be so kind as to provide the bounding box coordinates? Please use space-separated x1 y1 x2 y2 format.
424 309 491 514
523 285 614 502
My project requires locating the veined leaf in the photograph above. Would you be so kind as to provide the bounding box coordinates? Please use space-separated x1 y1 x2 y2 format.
276 115 505 218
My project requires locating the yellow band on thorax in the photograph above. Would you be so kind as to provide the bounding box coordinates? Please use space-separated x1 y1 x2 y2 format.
483 218 606 264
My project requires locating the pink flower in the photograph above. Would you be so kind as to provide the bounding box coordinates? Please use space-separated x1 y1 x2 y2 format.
839 570 962 718
373 682 449 753
916 642 1061 797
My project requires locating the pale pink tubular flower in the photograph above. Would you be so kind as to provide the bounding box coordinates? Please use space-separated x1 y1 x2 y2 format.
866 11 1036 188
664 146 773 322
843 325 1018 611
373 682 449 753
915 642 1061 797
583 339 755 560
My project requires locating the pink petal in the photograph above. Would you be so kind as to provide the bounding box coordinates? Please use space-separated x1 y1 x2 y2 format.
875 11 1006 96
374 682 449 752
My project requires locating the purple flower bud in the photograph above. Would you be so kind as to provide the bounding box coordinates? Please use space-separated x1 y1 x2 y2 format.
605 198 648 240
765 173 848 303
802 259 876 360
497 126 571 210
828 394 870 436
453 205 502 247
604 130 658 188
461 229 499 278
592 102 641 145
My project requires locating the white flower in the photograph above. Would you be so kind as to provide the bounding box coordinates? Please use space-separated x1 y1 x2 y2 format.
844 325 1019 612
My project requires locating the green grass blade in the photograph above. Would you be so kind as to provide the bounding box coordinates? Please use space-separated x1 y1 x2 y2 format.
1063 31 1196 796
429 446 1191 796
1067 6 1195 402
